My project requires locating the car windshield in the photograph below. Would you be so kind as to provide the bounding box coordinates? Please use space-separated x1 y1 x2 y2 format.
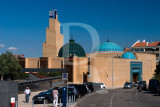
43 89 52 95
135 81 139 84
125 82 131 85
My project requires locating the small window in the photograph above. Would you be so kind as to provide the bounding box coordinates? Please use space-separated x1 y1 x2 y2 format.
156 54 159 57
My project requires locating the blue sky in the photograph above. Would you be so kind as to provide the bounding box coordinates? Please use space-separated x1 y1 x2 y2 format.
0 0 160 57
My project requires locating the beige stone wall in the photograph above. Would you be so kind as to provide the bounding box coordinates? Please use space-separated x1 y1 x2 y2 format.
43 18 63 57
72 57 88 84
25 58 39 68
89 57 131 88
87 53 156 88
48 57 64 68
135 53 156 84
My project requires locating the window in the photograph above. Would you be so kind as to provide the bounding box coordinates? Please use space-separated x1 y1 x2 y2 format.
156 54 159 57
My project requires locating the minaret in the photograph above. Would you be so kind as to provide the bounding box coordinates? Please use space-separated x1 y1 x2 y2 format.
43 9 63 57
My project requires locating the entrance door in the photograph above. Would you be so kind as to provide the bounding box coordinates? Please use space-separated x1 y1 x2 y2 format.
130 62 142 82
132 73 138 82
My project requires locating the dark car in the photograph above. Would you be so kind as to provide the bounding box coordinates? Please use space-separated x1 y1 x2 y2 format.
63 85 81 98
69 84 88 96
83 83 91 93
124 82 133 89
149 79 159 91
133 81 139 87
32 87 76 104
85 82 94 92
139 81 147 90
157 84 160 95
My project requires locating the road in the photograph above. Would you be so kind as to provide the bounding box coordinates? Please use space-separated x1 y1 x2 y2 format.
77 88 160 107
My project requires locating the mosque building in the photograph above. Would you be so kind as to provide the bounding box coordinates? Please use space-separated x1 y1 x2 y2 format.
19 9 156 88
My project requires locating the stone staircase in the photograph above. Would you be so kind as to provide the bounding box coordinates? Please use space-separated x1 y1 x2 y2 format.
28 73 39 80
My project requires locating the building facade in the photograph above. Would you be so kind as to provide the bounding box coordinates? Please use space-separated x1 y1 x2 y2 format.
129 40 160 64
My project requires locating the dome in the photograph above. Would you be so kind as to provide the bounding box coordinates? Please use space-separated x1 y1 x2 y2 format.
121 52 136 59
93 41 124 53
58 39 86 57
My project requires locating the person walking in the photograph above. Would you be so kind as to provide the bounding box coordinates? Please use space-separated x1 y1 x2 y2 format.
52 88 59 107
24 87 31 103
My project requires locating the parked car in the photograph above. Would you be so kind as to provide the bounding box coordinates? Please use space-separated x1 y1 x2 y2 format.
139 81 147 90
69 84 88 96
124 82 133 89
149 79 159 91
99 83 106 89
63 85 81 98
32 87 76 104
137 82 144 91
133 81 139 87
157 85 160 95
83 83 91 93
86 82 94 92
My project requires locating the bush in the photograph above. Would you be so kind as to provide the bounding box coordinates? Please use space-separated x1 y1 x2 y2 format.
48 71 62 77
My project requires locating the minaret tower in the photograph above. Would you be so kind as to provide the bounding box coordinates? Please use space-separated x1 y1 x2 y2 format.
43 9 63 57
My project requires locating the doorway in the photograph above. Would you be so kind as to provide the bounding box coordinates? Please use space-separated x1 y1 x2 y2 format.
132 73 139 82
130 62 142 82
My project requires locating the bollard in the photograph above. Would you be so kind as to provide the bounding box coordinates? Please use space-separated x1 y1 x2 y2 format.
44 100 45 107
32 100 34 107
74 95 75 103
60 99 61 107
16 101 18 107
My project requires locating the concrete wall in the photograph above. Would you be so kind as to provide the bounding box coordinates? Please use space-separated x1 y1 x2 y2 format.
0 81 18 107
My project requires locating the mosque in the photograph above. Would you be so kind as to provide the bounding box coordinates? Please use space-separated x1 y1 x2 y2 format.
19 9 156 88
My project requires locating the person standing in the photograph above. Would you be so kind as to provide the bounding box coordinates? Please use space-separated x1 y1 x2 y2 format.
52 88 59 107
24 87 31 103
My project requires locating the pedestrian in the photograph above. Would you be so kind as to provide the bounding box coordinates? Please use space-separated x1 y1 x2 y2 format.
52 88 59 107
24 87 31 103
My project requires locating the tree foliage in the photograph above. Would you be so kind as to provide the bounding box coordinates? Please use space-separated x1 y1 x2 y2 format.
0 51 22 80
154 61 160 81
39 71 62 77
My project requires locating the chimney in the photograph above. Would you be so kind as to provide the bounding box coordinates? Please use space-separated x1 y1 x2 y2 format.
142 40 146 42
146 42 149 46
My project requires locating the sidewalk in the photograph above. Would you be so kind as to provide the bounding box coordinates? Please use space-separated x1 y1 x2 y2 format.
18 90 54 107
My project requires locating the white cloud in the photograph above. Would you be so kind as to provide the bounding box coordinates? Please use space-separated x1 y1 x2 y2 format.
0 44 5 48
7 47 18 51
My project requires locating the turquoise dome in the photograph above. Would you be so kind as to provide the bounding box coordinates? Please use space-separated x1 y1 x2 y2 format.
121 52 136 59
93 41 124 53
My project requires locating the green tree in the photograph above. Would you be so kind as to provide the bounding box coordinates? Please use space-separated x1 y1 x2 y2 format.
154 61 160 80
0 51 21 80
